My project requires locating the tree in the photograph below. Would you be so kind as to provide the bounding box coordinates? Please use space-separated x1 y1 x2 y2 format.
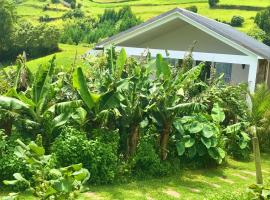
0 0 16 53
248 84 270 184
208 0 219 8
150 55 203 160
255 7 270 34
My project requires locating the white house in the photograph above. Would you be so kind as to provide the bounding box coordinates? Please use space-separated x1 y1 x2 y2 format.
92 8 270 92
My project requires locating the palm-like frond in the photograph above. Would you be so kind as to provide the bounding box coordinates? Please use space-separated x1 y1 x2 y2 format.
250 84 270 125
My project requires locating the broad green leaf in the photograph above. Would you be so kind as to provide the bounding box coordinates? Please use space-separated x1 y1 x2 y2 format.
217 147 226 159
173 119 185 134
116 48 127 78
225 123 242 134
239 140 248 149
183 135 195 148
72 168 90 183
176 141 185 156
32 56 55 108
201 137 211 149
208 147 219 160
100 90 121 110
210 137 218 147
211 103 225 123
202 124 215 138
0 96 36 119
45 186 57 198
156 54 171 79
28 141 45 156
181 64 203 87
13 173 26 182
189 121 203 133
240 131 250 141
3 180 18 185
73 67 101 110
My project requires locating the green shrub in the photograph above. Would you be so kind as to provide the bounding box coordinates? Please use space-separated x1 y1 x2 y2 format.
224 122 251 160
132 134 168 177
208 0 219 8
186 6 198 13
231 15 245 27
173 104 226 165
255 7 270 34
247 27 266 41
62 8 84 19
51 127 119 184
4 136 90 200
0 131 30 190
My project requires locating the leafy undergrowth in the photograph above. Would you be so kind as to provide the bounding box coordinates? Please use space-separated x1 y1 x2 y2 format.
2 153 270 200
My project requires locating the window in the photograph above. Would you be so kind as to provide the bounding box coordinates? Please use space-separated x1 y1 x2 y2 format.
216 63 232 83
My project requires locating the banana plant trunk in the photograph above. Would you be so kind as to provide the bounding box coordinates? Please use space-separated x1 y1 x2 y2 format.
1 119 12 136
160 121 171 160
251 126 263 184
127 124 140 156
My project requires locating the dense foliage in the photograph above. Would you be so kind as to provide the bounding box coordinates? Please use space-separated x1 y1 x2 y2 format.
255 7 270 34
4 135 90 199
60 6 141 44
2 46 270 194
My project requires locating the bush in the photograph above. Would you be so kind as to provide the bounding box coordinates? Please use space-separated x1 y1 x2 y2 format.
255 7 270 34
247 27 267 41
132 134 168 177
60 6 141 45
0 21 60 61
0 131 30 190
51 127 119 184
62 8 84 19
186 6 198 13
208 0 219 8
231 15 245 27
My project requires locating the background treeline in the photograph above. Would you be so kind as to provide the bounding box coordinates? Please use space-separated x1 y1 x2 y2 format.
0 0 60 62
60 6 142 44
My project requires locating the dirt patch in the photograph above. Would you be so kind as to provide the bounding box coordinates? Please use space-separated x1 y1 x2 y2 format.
163 188 181 198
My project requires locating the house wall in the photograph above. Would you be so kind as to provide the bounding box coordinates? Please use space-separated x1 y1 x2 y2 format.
231 64 249 84
118 18 246 56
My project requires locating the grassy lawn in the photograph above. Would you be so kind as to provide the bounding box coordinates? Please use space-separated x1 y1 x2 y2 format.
1 153 269 200
1 43 90 73
17 0 270 33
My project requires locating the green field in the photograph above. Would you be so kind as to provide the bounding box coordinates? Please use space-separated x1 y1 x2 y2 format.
1 153 270 199
26 43 90 72
17 0 270 32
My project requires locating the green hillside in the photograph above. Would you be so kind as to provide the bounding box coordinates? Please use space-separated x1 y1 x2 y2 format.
17 0 270 32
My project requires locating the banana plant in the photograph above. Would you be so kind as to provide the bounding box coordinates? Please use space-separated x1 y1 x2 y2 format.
0 57 86 146
73 66 123 128
149 54 204 160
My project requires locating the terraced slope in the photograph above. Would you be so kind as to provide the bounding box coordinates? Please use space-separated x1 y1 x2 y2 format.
17 0 270 32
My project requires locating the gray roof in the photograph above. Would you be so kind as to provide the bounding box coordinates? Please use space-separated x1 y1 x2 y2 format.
96 8 270 59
